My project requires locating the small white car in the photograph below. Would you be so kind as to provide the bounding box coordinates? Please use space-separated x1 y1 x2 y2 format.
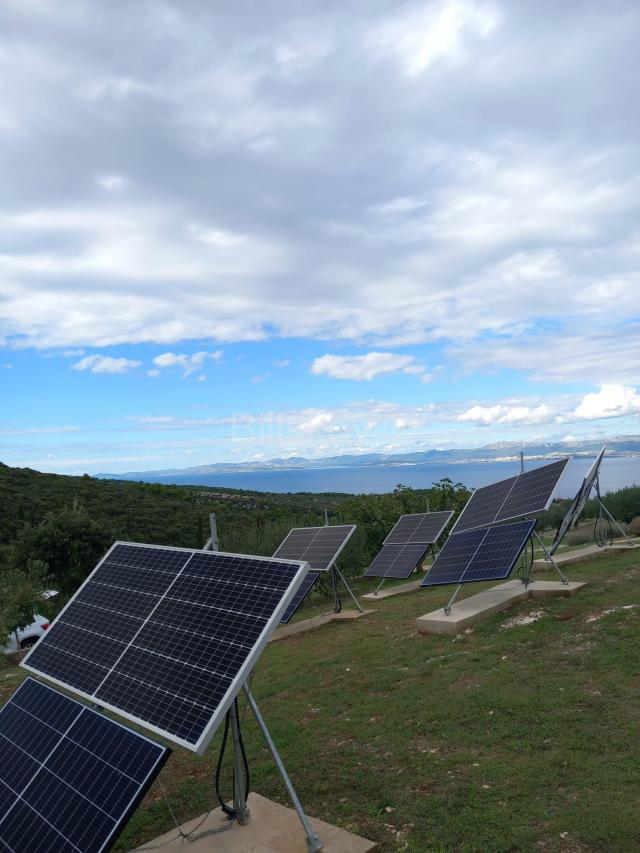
3 613 50 653
2 590 58 654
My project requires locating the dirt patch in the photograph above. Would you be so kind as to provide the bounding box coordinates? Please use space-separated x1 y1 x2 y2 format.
502 609 545 629
586 604 639 623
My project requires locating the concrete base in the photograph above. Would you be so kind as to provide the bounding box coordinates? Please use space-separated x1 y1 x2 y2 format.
134 792 377 852
416 579 587 635
270 609 375 642
533 541 638 572
362 579 422 601
331 608 376 622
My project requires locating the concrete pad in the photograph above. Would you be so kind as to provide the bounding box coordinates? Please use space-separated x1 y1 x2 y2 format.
270 612 334 642
362 579 422 601
416 579 587 635
528 580 587 599
533 541 637 571
331 608 376 622
135 792 377 852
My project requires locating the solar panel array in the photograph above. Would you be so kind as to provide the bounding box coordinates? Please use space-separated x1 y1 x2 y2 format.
363 511 453 580
22 543 308 753
0 677 168 853
271 525 355 622
421 520 536 587
383 511 454 545
452 458 569 534
550 447 606 555
273 525 355 572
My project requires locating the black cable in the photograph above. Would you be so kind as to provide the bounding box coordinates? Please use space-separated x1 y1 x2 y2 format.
331 566 342 613
214 700 251 820
215 710 235 818
593 483 613 548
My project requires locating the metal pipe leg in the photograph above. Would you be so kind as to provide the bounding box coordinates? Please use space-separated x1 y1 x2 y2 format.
242 685 323 853
444 584 461 615
229 702 250 825
597 499 635 546
533 530 568 584
335 566 364 613
373 577 386 595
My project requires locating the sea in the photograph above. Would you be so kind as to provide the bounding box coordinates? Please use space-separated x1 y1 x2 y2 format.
129 456 640 498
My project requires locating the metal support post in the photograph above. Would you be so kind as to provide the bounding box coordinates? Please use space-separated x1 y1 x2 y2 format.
335 565 364 613
242 685 323 853
444 584 462 615
229 702 250 825
373 576 386 596
533 530 568 584
596 499 635 546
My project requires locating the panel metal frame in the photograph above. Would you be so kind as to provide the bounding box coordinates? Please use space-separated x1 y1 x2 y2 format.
449 458 569 535
22 541 309 755
273 524 356 572
0 677 170 853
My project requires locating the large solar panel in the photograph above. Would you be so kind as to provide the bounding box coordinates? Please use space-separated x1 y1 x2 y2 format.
273 525 355 571
550 447 606 555
22 543 308 754
363 543 429 579
280 571 320 623
0 677 169 853
421 520 536 587
383 511 454 545
452 459 569 534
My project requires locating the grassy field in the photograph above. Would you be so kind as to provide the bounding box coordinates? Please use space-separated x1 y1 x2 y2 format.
2 548 640 852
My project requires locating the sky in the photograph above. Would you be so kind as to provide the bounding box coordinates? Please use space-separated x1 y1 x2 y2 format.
1 0 639 475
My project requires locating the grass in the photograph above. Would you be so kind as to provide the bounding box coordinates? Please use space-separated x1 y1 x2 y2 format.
3 549 640 851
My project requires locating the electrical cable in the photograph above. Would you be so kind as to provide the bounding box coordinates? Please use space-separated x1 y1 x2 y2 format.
593 483 613 548
214 699 250 820
331 566 342 613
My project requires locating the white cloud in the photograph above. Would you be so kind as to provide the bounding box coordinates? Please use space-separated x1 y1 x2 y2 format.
573 385 640 420
72 354 141 374
311 352 418 381
97 174 128 192
3 363 12 369
458 403 553 425
295 411 346 434
152 350 222 377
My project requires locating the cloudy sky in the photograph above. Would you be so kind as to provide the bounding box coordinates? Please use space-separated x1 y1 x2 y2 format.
1 0 639 474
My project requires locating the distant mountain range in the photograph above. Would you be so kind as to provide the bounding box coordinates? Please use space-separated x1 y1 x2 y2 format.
98 435 640 481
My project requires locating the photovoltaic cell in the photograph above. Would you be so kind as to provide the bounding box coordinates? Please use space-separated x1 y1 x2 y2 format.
280 572 320 623
273 525 355 571
550 447 606 555
0 677 169 853
363 543 429 579
383 511 454 545
452 459 569 534
421 519 536 587
22 543 308 753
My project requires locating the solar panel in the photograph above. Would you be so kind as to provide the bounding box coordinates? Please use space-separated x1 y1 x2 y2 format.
383 511 454 545
273 525 355 571
0 677 169 853
363 543 429 579
550 447 606 555
280 571 320 623
22 543 308 754
452 459 569 534
421 519 536 587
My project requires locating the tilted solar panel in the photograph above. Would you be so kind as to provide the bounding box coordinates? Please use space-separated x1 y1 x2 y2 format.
363 543 429 579
22 543 308 753
452 459 569 534
280 571 320 623
421 519 536 587
384 511 454 545
0 677 169 853
273 525 355 571
550 447 606 555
